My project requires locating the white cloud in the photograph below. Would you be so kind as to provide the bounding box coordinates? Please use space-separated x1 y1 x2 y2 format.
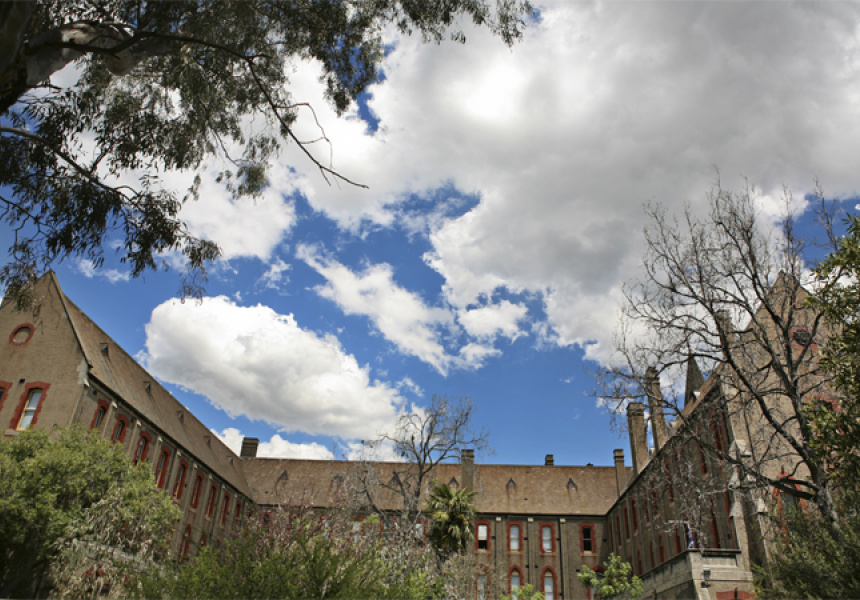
457 300 527 341
274 2 860 366
258 258 291 291
215 427 334 460
298 244 456 373
74 258 130 284
140 296 404 439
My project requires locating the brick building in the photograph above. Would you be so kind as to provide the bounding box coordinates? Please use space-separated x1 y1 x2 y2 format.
2 272 823 599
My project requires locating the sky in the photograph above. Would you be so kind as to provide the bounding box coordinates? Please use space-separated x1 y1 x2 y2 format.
5 1 860 468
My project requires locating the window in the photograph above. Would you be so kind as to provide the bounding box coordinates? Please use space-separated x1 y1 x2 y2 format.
10 383 49 430
10 323 34 345
476 522 489 552
154 448 171 489
206 484 218 519
631 499 638 531
133 432 151 464
508 523 521 552
180 526 192 558
541 524 554 553
173 462 188 500
199 533 207 548
221 492 231 525
190 473 204 509
0 381 10 413
510 568 522 599
623 507 630 538
581 524 594 553
111 415 129 443
542 568 555 600
233 499 242 528
477 574 487 600
90 401 108 430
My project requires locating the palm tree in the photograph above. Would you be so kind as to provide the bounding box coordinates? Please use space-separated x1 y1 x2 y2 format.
425 482 476 556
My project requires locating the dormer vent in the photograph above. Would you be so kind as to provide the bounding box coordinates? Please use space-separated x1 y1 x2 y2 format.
567 478 577 491
144 381 152 394
507 478 517 487
449 477 459 488
100 342 109 356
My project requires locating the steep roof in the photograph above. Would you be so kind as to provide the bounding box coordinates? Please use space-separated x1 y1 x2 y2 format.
45 274 253 498
243 458 623 516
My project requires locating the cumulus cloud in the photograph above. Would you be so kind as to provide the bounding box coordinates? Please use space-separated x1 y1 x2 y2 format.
272 2 860 366
215 427 334 460
140 296 404 439
75 258 130 284
298 244 456 373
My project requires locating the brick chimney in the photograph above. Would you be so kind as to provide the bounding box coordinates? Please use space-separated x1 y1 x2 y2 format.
461 448 475 491
627 402 648 474
545 454 554 466
614 449 627 495
240 437 259 458
646 367 670 451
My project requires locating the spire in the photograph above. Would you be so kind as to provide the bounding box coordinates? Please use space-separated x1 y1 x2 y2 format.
684 355 704 408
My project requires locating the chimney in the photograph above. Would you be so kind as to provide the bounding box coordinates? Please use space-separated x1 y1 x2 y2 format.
684 355 705 409
627 402 648 474
646 367 670 451
240 437 259 458
461 448 475 491
614 449 627 495
545 454 554 466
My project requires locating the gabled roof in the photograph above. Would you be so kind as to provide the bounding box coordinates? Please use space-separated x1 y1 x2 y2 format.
43 273 253 498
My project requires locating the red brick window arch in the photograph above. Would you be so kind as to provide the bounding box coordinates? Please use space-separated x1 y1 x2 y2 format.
190 473 204 509
509 567 522 596
540 522 556 554
542 567 556 600
11 383 49 430
90 399 109 430
154 447 172 489
133 431 152 464
173 460 189 500
111 414 129 443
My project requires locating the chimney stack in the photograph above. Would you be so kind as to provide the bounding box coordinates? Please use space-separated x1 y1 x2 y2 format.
545 454 554 466
461 448 475 491
614 449 627 495
627 402 648 474
240 437 259 458
646 367 670 451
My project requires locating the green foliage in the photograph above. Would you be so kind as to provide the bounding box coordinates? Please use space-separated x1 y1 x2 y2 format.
0 426 179 599
424 482 476 556
809 214 860 489
136 505 435 599
756 500 860 599
1 0 533 299
502 582 543 600
577 553 643 600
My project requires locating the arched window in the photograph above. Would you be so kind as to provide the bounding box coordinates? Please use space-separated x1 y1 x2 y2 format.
12 384 49 430
180 526 192 558
133 432 151 464
154 447 171 489
540 523 555 553
173 462 188 500
190 473 204 509
542 568 556 600
509 568 522 598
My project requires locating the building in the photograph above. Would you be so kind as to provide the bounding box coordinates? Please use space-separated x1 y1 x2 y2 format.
2 272 824 599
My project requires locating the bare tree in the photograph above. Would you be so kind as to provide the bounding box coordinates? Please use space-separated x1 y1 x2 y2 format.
594 181 842 533
352 395 489 526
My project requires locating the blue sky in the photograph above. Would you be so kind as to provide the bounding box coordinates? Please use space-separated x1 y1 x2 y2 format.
4 1 860 467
